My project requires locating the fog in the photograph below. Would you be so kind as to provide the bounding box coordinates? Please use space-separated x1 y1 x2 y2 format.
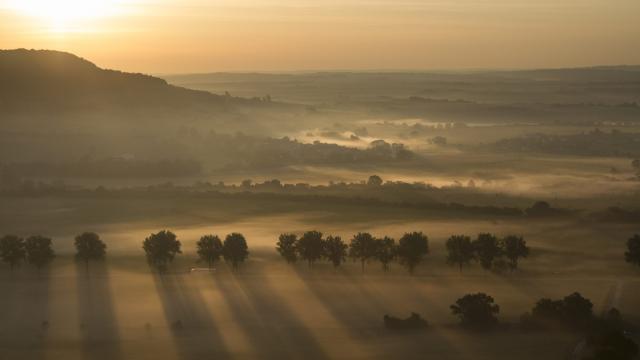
1 49 640 359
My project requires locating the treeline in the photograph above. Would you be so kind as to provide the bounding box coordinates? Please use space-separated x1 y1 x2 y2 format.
201 132 415 169
0 230 249 273
276 231 530 273
2 232 639 274
486 129 640 157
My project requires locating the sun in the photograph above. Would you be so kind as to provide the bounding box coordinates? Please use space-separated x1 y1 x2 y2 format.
7 0 124 31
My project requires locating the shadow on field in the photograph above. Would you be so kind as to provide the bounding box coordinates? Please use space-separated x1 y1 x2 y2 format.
0 269 52 359
292 267 387 338
213 268 329 360
76 262 122 360
152 272 229 360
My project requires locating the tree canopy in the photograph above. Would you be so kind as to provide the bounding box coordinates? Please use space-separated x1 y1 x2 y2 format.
196 234 223 269
367 175 383 186
324 235 348 268
142 230 181 273
450 293 500 329
397 232 429 274
74 232 106 271
0 235 25 270
527 292 594 329
223 233 249 269
446 235 474 272
25 235 55 270
501 235 529 271
297 231 325 267
472 233 502 270
349 232 378 272
375 236 397 271
276 233 298 264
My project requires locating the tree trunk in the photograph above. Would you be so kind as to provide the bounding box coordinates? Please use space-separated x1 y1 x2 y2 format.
361 260 365 273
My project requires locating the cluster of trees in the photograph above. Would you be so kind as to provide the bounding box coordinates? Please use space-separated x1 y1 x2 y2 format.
142 230 249 273
449 291 638 359
446 233 529 273
0 235 55 270
276 231 529 274
520 292 595 330
276 231 429 273
0 232 107 271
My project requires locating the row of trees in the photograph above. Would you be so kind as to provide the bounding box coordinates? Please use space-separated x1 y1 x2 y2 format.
0 231 250 274
3 232 638 274
276 231 429 273
447 233 529 273
0 235 56 270
143 231 249 272
276 231 530 273
0 232 106 271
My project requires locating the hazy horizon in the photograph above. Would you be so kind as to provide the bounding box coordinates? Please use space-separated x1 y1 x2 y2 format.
2 0 640 73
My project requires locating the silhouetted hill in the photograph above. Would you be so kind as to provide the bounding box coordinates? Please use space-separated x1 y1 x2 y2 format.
0 49 255 129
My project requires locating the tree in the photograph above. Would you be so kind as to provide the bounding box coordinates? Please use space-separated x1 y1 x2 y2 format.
324 235 347 268
142 230 181 273
276 233 298 264
349 232 378 273
297 231 325 268
367 175 383 186
223 233 249 269
74 232 106 272
530 298 565 327
625 234 640 267
396 232 429 274
450 293 500 329
445 235 474 272
25 235 55 270
196 235 223 269
501 235 529 272
472 233 502 271
528 293 593 329
0 235 25 270
375 236 397 271
562 292 593 328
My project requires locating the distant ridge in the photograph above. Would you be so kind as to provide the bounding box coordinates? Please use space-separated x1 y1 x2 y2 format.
0 49 238 128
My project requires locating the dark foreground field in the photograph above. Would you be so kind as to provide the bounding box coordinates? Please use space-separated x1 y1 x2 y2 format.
1 194 639 360
0 258 638 360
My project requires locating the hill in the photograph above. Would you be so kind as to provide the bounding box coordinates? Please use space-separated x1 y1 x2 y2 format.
0 49 276 131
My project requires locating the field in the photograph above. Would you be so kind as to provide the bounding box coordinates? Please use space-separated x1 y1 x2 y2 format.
0 193 638 360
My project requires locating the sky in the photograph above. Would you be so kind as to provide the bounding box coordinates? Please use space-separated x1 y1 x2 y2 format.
1 0 639 74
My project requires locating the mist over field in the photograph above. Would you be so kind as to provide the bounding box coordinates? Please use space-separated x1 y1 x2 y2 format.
2 14 640 358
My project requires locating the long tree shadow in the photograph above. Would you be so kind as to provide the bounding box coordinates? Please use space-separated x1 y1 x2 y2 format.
152 272 229 360
292 267 377 338
215 268 329 360
75 262 123 360
0 268 52 359
293 267 476 359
